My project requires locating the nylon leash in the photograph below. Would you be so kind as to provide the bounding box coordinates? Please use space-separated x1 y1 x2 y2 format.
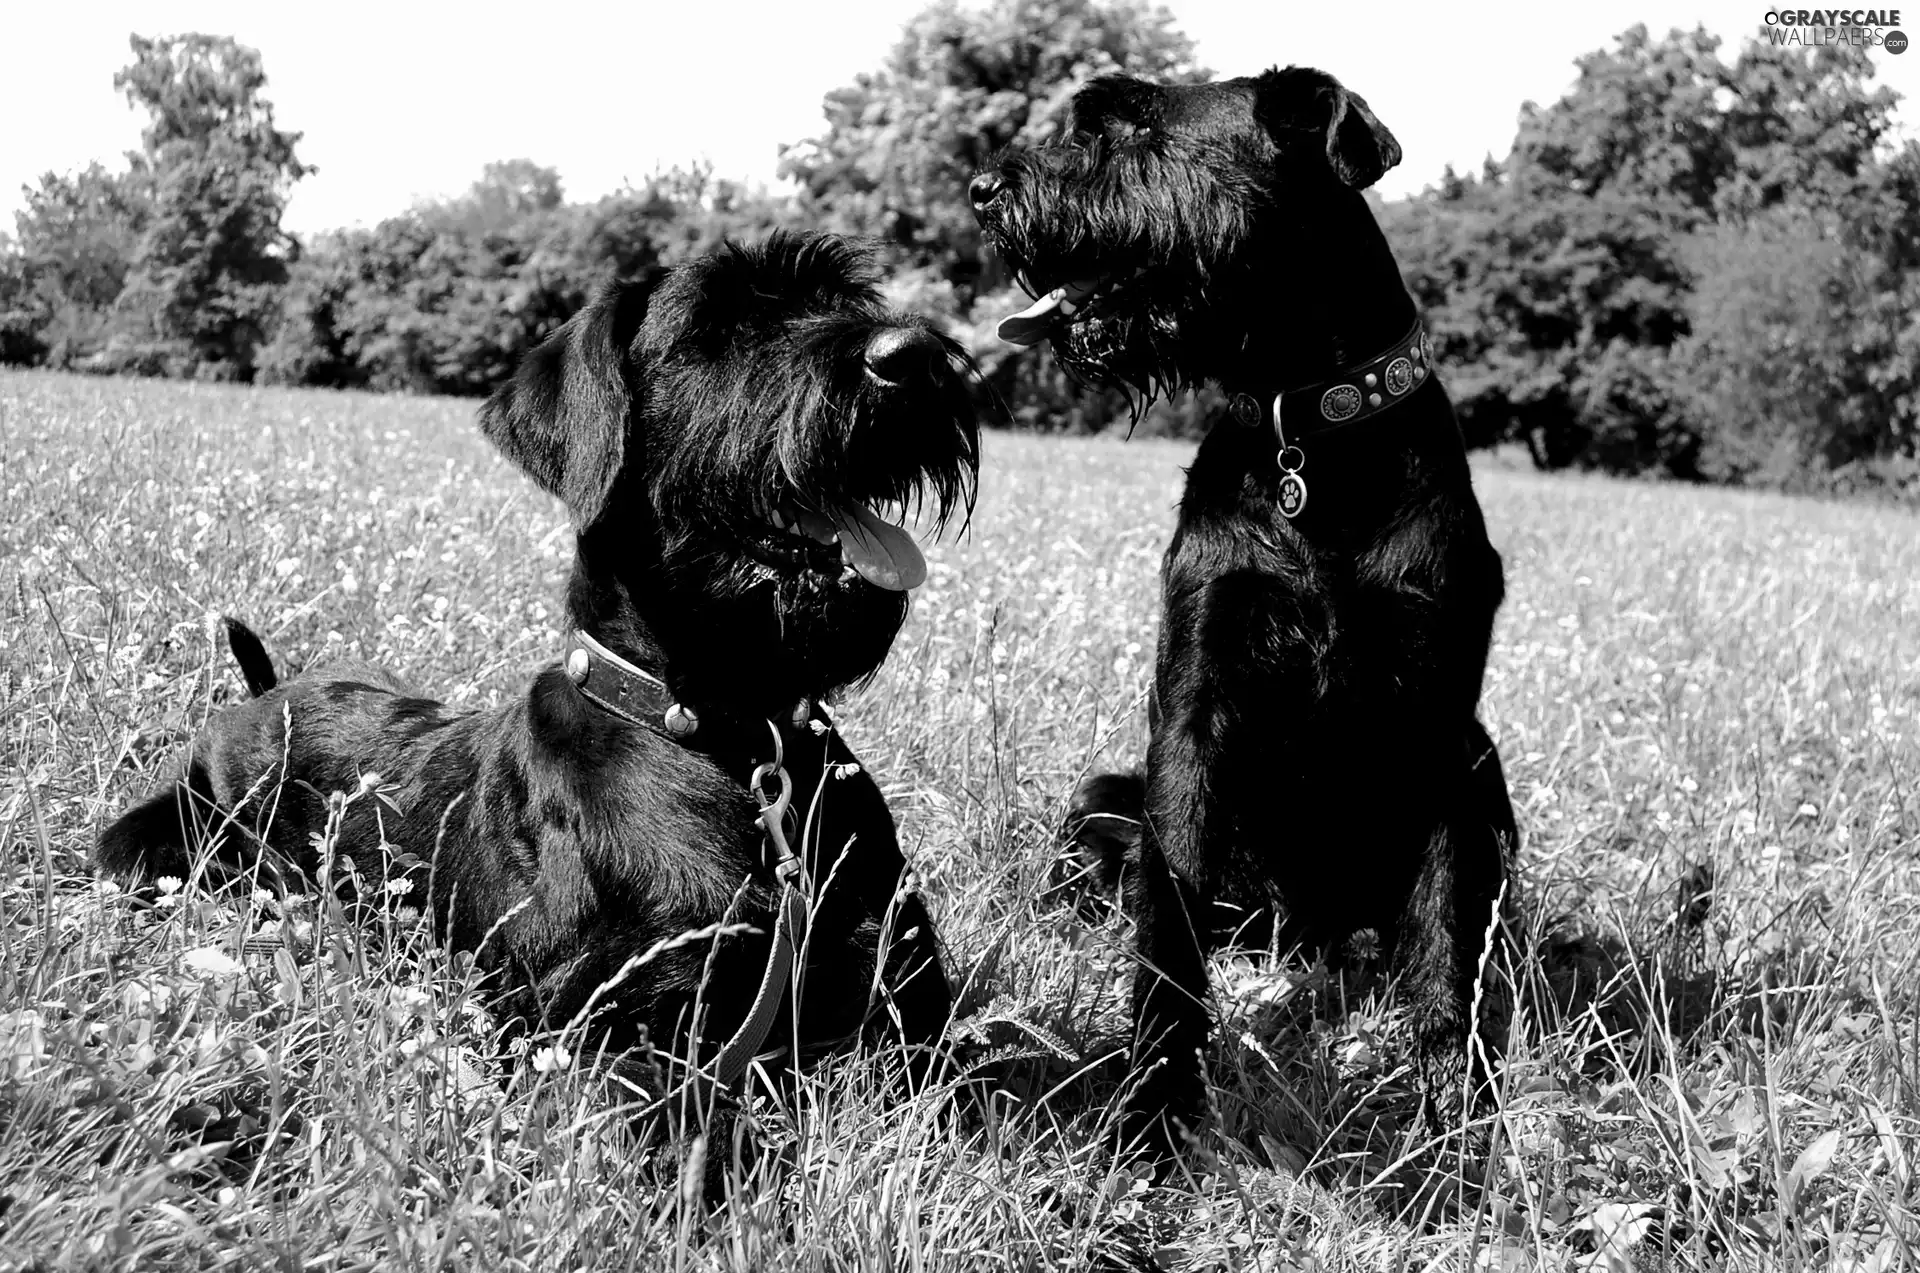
711 720 812 1088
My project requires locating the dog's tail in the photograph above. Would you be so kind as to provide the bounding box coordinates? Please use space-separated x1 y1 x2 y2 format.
222 617 278 696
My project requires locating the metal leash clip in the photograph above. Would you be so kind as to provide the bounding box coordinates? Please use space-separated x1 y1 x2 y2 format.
749 720 803 891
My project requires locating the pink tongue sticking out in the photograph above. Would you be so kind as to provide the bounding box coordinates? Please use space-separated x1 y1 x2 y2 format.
995 279 1099 347
829 502 927 591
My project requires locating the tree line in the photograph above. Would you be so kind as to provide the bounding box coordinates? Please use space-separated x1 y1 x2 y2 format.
1385 28 1920 497
3 9 1917 499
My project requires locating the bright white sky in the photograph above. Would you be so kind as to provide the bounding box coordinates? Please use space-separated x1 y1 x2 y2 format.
3 0 1916 236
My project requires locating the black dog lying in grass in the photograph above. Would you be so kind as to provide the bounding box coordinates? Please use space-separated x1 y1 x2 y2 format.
970 68 1518 1154
97 232 978 1101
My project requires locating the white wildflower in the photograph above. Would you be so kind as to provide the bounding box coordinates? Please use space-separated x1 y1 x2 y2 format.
392 987 432 1014
181 947 243 978
1 1010 48 1078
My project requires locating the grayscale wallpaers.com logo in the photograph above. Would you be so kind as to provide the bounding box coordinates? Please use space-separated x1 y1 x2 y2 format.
1762 9 1907 51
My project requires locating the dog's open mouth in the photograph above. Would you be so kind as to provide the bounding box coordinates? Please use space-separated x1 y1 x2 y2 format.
751 500 928 591
997 277 1103 347
995 268 1151 348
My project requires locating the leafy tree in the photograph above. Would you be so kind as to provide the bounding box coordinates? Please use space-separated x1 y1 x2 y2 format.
1389 175 1697 471
110 34 309 379
0 237 42 366
3 164 150 366
1676 197 1920 494
12 166 148 314
260 164 792 395
425 159 566 238
617 162 797 266
1508 25 1733 223
782 0 1202 284
1390 26 1917 489
1715 40 1901 220
261 205 584 395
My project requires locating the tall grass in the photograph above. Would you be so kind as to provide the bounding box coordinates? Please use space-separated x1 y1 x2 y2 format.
1 368 1916 1270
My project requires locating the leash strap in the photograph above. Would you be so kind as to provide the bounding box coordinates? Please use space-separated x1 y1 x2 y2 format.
712 882 808 1087
712 722 812 1089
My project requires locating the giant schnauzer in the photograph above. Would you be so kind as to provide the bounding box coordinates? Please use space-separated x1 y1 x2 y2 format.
970 68 1517 1152
97 233 978 1103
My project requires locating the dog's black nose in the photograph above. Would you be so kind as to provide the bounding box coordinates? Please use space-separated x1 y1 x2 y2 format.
864 327 945 384
968 171 1006 211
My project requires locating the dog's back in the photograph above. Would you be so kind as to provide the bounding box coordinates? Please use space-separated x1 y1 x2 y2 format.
97 619 454 888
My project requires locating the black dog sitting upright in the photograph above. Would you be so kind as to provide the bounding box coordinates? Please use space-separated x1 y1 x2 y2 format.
970 69 1517 1150
97 233 977 1093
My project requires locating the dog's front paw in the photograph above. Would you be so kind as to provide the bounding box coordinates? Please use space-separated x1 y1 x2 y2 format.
1113 1051 1211 1169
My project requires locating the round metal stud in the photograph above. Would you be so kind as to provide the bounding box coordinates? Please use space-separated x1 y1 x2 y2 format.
1320 384 1361 422
1368 392 1383 408
1364 372 1378 389
566 648 590 684
1414 365 1427 381
1384 357 1414 395
664 703 700 736
791 700 812 727
1230 394 1261 426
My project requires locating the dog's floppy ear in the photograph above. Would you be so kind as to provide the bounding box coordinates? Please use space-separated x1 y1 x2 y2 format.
479 268 665 526
1255 66 1402 191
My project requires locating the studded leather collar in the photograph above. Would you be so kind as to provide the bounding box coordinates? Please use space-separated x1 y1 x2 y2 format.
1226 318 1436 521
1232 318 1433 442
562 629 813 758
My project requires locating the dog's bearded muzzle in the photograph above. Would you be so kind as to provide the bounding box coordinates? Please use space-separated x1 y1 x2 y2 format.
659 323 981 594
969 153 1212 400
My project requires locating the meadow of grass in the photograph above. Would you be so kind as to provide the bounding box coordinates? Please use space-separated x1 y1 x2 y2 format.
1 366 1917 1271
